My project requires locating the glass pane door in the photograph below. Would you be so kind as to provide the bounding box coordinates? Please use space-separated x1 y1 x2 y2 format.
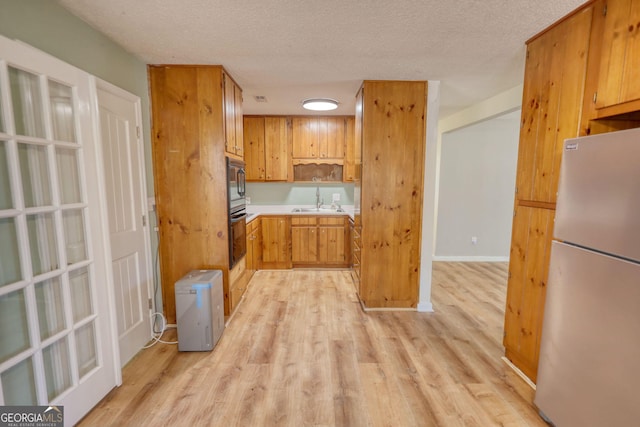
0 36 116 423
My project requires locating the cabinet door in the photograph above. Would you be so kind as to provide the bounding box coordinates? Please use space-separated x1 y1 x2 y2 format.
261 216 291 268
264 117 289 180
351 223 361 288
252 222 262 269
503 205 555 383
292 117 318 158
343 117 355 182
318 117 345 159
223 73 236 155
291 226 318 264
244 117 265 181
516 6 593 204
246 229 254 270
234 84 244 157
596 0 640 109
318 226 347 264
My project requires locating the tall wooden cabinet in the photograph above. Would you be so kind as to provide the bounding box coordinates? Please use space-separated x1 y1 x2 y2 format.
149 65 244 322
503 5 595 382
355 81 427 309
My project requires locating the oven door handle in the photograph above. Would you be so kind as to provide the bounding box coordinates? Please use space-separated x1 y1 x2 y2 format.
237 168 246 197
230 212 246 223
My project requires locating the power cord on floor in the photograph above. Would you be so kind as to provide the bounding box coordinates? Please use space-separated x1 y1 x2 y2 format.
143 312 178 348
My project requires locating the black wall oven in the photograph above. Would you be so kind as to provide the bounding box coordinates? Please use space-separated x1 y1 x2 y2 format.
227 157 246 268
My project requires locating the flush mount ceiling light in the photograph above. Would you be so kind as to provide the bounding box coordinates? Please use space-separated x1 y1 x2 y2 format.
302 98 339 111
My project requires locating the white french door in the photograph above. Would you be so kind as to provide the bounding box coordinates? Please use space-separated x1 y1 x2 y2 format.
0 36 117 425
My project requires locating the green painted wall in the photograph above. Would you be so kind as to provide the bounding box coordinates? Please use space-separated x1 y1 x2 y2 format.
0 0 162 310
246 183 354 206
0 0 153 196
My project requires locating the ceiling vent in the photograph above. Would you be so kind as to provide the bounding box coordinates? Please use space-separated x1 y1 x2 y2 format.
254 95 268 103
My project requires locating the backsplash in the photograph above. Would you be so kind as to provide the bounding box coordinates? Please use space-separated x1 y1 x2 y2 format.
246 182 354 205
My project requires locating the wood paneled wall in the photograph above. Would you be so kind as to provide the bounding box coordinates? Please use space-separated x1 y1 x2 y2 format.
358 81 427 309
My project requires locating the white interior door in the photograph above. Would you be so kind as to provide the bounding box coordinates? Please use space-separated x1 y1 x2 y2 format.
0 37 117 425
96 81 152 366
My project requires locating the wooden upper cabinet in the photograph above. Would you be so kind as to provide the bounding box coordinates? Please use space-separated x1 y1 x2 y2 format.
594 0 640 111
234 84 244 157
243 116 290 181
292 117 345 160
223 72 243 158
244 117 265 180
320 117 345 158
292 117 318 158
343 117 356 182
264 117 289 181
515 5 593 204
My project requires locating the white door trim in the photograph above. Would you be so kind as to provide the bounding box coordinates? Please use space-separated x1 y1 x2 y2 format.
89 77 154 368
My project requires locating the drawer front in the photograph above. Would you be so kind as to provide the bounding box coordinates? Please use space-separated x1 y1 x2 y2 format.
291 217 317 226
318 216 346 225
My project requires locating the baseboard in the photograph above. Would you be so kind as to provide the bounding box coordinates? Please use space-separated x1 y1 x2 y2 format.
501 356 536 390
432 256 509 262
417 301 434 312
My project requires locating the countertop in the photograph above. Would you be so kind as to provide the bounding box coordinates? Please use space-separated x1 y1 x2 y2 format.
246 204 355 222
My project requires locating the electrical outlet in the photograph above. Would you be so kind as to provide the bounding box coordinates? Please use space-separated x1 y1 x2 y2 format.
471 236 478 245
246 196 251 204
332 193 340 202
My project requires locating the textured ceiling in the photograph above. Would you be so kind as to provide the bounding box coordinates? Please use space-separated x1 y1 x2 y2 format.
57 0 587 118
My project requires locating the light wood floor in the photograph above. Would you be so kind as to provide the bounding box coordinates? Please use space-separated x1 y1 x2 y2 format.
78 263 546 426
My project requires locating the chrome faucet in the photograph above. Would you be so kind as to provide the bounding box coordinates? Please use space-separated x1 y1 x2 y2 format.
316 186 323 209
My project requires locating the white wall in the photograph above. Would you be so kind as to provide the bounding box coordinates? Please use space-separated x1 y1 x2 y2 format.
418 83 523 312
435 113 519 261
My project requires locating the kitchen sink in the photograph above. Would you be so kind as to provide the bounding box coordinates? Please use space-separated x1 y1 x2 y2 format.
291 207 345 213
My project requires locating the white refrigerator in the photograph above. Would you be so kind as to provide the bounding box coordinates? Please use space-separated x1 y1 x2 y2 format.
535 128 640 426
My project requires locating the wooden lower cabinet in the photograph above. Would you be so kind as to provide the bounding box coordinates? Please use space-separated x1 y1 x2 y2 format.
246 217 262 270
228 257 250 314
291 216 349 267
261 216 291 269
503 204 555 382
350 219 361 288
291 217 318 264
317 217 349 265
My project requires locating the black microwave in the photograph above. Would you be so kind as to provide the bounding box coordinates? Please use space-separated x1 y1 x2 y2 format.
227 157 246 211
